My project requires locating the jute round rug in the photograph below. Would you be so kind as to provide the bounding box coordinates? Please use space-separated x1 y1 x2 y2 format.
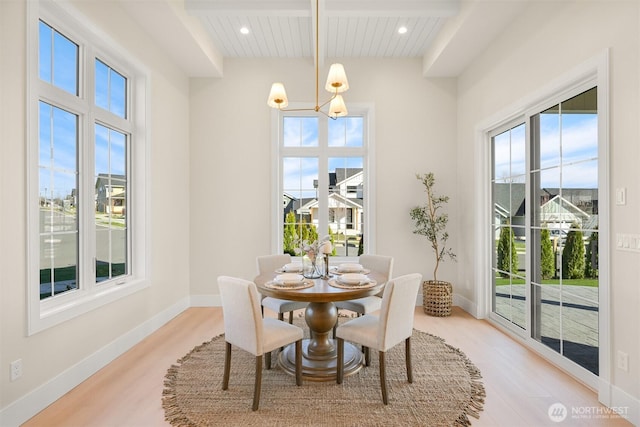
163 319 485 426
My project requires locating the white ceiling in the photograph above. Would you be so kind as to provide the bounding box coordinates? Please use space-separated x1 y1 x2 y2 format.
185 0 458 59
118 0 531 78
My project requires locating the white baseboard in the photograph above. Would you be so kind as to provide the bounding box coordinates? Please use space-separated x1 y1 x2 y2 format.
0 297 191 427
453 293 478 318
190 294 221 307
599 380 640 426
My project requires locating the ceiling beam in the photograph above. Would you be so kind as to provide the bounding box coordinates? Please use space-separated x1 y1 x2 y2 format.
185 0 311 16
120 0 224 77
325 0 459 17
422 0 529 77
185 0 459 17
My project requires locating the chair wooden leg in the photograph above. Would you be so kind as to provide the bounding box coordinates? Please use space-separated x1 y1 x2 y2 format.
379 351 388 405
278 313 285 351
295 340 302 386
364 346 370 367
288 311 294 324
222 342 231 390
336 338 344 384
253 355 263 411
405 337 413 383
265 350 271 370
355 314 365 354
333 310 339 338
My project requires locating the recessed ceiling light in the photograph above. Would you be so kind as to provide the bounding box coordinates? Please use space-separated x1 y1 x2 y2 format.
240 26 250 35
398 26 408 35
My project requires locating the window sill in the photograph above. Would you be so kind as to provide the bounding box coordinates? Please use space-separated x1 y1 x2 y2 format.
29 279 149 336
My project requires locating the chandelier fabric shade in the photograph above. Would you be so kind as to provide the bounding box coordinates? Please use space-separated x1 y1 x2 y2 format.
328 94 348 118
325 63 349 93
267 83 288 109
266 0 349 119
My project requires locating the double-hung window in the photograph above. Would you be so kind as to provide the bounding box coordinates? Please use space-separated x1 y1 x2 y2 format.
275 106 374 260
28 0 148 334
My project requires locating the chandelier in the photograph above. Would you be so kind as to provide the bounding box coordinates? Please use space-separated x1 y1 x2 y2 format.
266 0 349 119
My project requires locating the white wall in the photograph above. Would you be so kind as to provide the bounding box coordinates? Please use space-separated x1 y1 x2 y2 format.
188 57 458 297
0 0 191 417
455 0 639 416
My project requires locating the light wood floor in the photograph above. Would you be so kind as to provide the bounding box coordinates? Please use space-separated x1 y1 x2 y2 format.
23 306 632 427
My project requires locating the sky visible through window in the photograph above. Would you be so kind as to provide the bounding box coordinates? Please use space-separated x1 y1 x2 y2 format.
39 20 77 95
38 21 127 202
95 124 126 177
283 116 363 199
493 113 597 189
95 59 126 118
38 101 77 201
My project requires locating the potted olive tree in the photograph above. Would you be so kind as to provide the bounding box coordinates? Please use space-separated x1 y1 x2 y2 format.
410 173 456 316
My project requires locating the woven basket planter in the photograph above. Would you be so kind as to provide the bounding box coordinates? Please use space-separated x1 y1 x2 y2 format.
422 280 453 317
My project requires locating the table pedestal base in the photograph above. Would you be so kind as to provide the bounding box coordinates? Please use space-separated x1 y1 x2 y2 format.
278 339 363 381
278 301 363 381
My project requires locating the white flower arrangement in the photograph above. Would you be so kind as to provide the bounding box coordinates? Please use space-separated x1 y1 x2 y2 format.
296 235 333 278
297 235 332 261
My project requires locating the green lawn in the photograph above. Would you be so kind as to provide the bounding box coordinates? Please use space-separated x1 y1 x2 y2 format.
495 278 599 287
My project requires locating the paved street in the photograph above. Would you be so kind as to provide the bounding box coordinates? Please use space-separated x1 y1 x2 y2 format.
40 209 126 297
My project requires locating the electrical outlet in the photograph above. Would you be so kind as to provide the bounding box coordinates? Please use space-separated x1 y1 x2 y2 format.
10 359 22 381
617 351 629 372
616 188 626 205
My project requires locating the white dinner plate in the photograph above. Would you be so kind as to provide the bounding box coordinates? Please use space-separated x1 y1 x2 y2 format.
275 273 304 285
337 263 363 273
338 273 368 285
282 262 303 272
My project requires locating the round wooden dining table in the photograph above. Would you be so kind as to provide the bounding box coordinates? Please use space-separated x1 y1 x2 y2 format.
255 271 385 381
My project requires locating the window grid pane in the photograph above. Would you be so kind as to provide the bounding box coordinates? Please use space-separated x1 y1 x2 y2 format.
95 124 128 283
38 20 78 96
491 123 526 330
95 59 127 118
283 117 318 147
283 157 319 255
38 101 78 299
328 117 363 147
328 157 363 256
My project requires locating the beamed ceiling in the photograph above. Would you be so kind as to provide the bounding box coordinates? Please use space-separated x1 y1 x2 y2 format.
117 0 531 77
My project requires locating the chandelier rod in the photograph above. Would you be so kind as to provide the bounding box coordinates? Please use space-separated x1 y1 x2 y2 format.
315 0 320 111
267 0 347 118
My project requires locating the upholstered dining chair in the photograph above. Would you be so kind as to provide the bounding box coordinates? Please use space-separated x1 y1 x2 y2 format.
333 254 394 337
257 254 308 324
335 273 422 405
218 276 303 411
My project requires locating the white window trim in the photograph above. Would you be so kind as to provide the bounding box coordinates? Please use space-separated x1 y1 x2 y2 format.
26 0 150 335
270 103 376 261
474 50 609 391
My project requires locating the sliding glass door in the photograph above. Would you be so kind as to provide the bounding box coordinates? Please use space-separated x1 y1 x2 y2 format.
491 86 599 377
530 87 599 375
491 123 526 330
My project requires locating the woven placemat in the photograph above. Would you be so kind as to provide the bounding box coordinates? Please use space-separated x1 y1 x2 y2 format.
163 319 485 426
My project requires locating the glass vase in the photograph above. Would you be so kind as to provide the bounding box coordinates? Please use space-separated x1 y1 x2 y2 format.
302 254 322 279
